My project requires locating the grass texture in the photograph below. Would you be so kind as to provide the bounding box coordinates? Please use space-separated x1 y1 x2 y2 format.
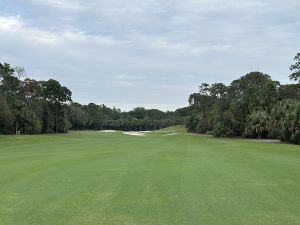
0 127 299 225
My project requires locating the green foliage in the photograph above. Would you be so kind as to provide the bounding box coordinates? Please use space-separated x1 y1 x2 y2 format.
79 103 184 131
271 100 300 144
41 79 72 103
0 96 13 134
290 52 300 82
213 109 236 137
0 63 14 79
278 84 300 100
187 70 299 144
213 120 234 137
41 101 52 133
244 111 270 138
56 107 71 133
187 114 212 133
41 79 72 133
0 62 74 134
69 104 88 130
12 101 42 134
228 72 278 132
129 107 146 119
20 110 42 134
1 57 299 143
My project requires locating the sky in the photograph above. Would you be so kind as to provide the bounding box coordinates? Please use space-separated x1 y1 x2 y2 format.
0 0 299 111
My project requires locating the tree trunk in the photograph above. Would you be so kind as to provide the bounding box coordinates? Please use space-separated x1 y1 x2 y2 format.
15 118 18 135
54 103 58 133
55 110 58 133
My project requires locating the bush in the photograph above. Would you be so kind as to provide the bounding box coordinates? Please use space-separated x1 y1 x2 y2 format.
213 121 234 137
187 115 212 134
244 111 270 138
281 103 300 144
271 100 300 144
19 109 42 134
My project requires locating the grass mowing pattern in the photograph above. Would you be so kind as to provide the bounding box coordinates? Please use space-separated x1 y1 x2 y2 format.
0 127 299 225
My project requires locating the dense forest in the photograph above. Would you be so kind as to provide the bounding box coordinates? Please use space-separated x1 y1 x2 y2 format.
0 63 189 135
0 52 299 144
187 52 300 144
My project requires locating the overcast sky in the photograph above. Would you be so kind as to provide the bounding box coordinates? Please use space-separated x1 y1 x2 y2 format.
0 0 299 111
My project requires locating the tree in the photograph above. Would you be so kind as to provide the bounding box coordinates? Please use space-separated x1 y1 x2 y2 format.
69 104 88 130
0 64 21 100
271 100 300 144
290 52 300 82
226 72 278 134
210 83 227 99
129 107 146 120
0 96 13 134
188 93 212 133
188 83 229 134
278 84 300 100
21 78 42 100
41 101 52 133
146 109 166 120
41 79 72 133
186 70 300 144
0 63 14 80
19 107 42 134
0 62 187 134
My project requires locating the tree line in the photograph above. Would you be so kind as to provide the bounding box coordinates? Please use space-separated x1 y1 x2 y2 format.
0 62 189 134
186 52 300 144
1 52 299 144
69 103 189 131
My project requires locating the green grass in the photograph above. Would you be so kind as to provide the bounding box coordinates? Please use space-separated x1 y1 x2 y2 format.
153 125 187 133
0 127 299 225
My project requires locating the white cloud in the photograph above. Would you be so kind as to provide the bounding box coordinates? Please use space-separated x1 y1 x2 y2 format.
0 16 24 31
151 38 232 55
113 74 145 81
27 0 87 11
0 15 119 46
0 0 299 110
115 80 134 87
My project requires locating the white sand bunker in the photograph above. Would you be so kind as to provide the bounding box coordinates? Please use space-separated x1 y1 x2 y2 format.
123 132 146 136
164 133 179 136
99 130 116 133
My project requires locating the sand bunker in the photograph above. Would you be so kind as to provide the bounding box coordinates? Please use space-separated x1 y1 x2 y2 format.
99 130 116 133
123 132 146 136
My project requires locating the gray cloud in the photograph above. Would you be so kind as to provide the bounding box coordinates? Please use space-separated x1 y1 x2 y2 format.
0 0 299 111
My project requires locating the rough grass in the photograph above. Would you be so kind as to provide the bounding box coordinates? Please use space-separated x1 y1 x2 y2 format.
154 125 187 134
0 127 299 225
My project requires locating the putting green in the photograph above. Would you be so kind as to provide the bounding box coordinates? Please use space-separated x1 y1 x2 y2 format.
0 127 299 225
